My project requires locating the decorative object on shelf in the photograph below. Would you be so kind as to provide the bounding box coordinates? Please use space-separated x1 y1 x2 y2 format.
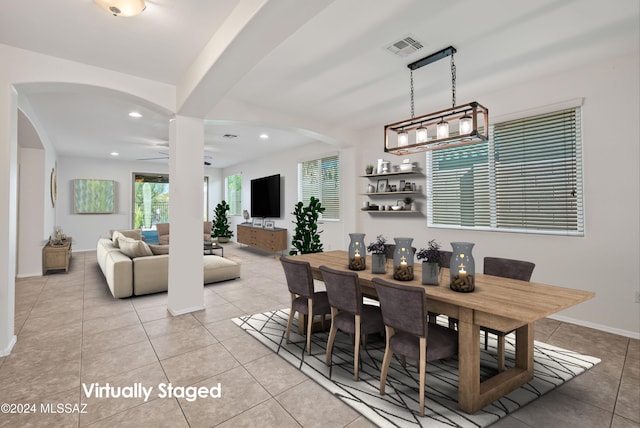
365 164 374 174
377 159 384 174
290 196 325 255
450 242 475 292
348 233 366 271
367 183 376 193
403 197 414 210
376 179 389 193
212 200 234 243
252 218 263 228
392 237 414 281
399 159 414 172
264 220 275 230
367 235 387 274
242 209 250 222
384 46 488 154
381 161 391 173
416 240 442 285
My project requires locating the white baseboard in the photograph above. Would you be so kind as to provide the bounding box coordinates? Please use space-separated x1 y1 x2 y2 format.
0 335 17 357
16 272 42 278
548 314 640 339
168 305 205 317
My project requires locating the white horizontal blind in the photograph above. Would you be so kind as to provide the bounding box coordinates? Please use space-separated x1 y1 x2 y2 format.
492 108 582 233
428 107 583 235
225 174 242 216
298 154 340 220
429 143 490 227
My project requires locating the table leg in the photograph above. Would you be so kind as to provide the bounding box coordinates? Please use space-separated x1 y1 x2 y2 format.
458 317 535 414
457 308 480 413
515 323 534 374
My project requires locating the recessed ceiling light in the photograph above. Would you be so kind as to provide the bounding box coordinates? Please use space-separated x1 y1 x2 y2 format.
259 133 269 139
129 111 142 118
110 152 119 156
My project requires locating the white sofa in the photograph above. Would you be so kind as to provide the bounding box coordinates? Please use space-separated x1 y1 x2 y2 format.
96 229 240 298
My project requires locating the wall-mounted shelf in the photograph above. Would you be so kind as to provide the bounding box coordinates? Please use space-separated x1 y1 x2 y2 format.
361 170 422 178
363 210 421 214
361 169 423 214
362 191 419 196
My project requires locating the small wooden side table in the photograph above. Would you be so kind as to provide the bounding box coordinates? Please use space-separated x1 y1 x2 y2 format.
42 238 72 274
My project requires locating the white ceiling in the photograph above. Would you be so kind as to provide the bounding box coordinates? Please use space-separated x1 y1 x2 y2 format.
2 0 638 167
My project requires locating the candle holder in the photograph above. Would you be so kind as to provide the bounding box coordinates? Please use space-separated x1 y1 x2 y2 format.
450 242 475 292
392 237 414 281
348 233 366 271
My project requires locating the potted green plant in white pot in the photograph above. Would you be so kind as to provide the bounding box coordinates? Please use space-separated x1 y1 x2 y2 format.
416 239 442 285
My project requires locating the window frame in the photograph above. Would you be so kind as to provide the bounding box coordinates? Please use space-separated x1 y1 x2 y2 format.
426 105 584 236
297 153 341 221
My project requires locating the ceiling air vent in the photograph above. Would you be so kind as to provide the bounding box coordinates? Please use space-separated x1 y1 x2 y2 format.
386 35 424 57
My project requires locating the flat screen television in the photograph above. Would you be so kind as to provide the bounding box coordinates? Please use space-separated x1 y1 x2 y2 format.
250 174 281 218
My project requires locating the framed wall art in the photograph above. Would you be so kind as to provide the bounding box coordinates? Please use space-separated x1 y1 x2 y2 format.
74 179 115 214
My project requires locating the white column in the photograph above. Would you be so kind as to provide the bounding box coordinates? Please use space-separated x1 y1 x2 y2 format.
0 86 18 355
167 115 205 315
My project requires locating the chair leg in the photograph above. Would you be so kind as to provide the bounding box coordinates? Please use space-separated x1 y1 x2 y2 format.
484 330 489 350
379 326 394 395
497 335 506 372
400 355 406 368
419 337 426 417
354 314 361 381
285 306 295 344
306 299 315 354
325 308 338 365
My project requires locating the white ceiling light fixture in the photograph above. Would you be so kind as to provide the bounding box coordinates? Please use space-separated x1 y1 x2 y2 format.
259 133 269 139
95 0 146 17
128 111 142 118
384 46 488 153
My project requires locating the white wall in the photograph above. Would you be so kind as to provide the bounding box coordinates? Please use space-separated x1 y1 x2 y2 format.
355 53 640 337
222 141 357 253
55 157 223 252
17 148 45 277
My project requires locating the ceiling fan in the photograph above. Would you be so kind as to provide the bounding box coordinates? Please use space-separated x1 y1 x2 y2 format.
137 152 212 166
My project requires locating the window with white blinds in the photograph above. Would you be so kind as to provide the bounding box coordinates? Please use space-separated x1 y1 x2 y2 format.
298 154 340 220
225 174 242 216
427 107 583 235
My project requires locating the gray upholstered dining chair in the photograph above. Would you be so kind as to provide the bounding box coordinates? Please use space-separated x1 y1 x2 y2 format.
280 256 331 354
319 265 384 381
372 277 458 417
482 256 535 371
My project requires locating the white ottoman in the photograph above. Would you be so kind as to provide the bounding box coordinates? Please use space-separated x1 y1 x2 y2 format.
203 255 241 284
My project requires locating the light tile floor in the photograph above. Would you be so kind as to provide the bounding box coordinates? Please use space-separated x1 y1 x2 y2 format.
0 244 637 427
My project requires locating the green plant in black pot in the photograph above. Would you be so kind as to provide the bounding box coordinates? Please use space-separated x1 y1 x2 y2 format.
416 239 442 285
290 196 325 255
212 200 234 242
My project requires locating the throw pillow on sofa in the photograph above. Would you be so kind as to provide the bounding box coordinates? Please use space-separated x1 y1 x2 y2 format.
118 236 153 258
148 244 169 255
111 229 143 248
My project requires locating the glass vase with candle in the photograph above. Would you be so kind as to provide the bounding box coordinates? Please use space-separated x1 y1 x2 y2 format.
449 242 475 292
348 233 366 271
392 237 414 281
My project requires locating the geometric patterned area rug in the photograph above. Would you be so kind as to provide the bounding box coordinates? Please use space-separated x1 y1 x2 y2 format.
233 309 600 428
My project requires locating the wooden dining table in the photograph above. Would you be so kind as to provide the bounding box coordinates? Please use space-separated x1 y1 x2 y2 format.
294 250 595 414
